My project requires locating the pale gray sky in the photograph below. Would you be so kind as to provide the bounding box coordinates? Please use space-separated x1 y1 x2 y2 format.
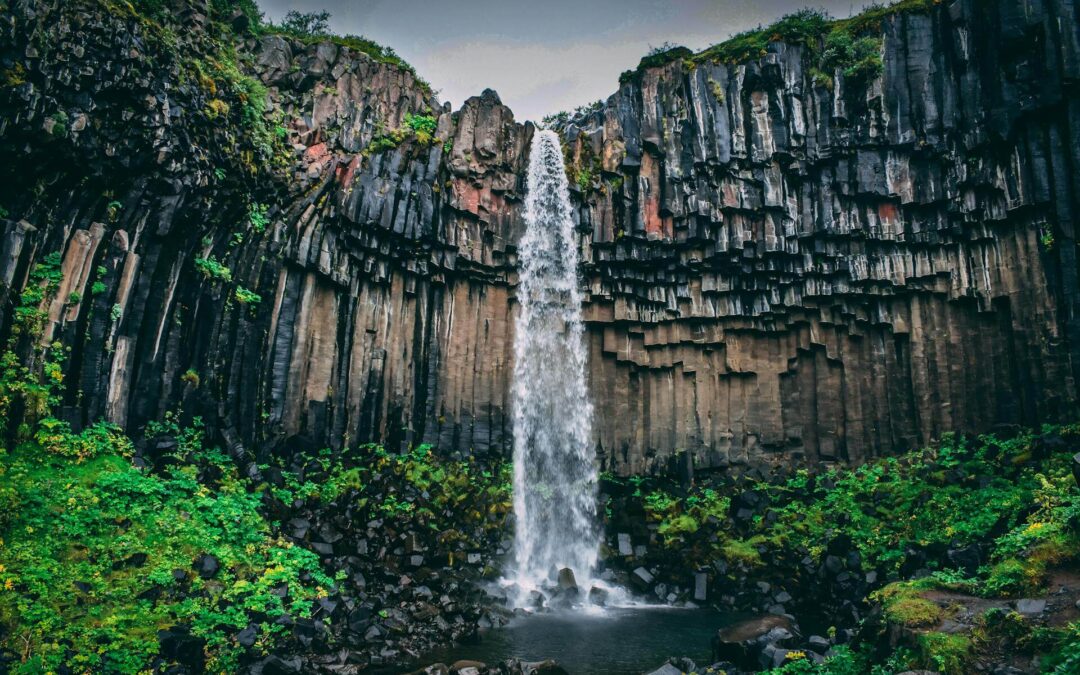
257 0 874 122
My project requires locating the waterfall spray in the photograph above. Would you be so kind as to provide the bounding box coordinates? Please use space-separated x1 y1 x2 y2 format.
506 129 599 608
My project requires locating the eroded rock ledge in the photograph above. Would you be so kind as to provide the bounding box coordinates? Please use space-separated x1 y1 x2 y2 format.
1 0 1078 474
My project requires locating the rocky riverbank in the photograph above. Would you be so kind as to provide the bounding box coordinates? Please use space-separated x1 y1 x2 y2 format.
408 426 1080 674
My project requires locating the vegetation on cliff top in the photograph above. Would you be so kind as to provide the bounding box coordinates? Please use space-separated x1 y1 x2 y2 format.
618 0 939 86
125 2 430 95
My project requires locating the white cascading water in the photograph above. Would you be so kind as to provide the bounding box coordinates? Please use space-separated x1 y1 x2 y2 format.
506 129 599 608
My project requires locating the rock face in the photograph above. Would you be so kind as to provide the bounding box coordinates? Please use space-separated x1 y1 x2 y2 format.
1 0 1079 474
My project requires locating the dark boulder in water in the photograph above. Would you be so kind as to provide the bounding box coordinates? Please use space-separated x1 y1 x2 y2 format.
556 567 578 593
712 614 798 669
588 585 609 606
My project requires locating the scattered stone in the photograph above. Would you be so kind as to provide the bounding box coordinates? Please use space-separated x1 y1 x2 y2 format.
808 635 831 653
450 660 486 674
617 533 633 556
694 571 708 601
631 566 655 589
194 553 219 579
1015 598 1047 616
236 624 258 648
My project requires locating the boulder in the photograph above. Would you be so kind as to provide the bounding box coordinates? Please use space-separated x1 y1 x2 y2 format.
259 655 304 675
631 566 655 590
712 614 798 669
807 635 831 654
450 660 486 675
157 625 206 671
588 585 609 606
194 553 219 579
1015 598 1047 616
694 572 708 601
557 567 578 592
946 544 982 575
522 660 569 675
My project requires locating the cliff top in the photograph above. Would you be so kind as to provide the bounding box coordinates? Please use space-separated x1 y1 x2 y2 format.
121 0 433 96
617 0 940 86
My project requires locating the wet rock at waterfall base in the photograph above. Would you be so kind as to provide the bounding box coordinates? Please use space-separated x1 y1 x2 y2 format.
712 614 798 669
631 566 655 590
527 590 546 610
588 585 609 606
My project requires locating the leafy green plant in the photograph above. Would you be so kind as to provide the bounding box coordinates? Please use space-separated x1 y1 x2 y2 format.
0 253 66 443
820 31 883 81
916 632 971 674
180 369 200 388
404 112 438 145
194 256 232 282
234 286 261 305
275 10 330 37
248 202 269 233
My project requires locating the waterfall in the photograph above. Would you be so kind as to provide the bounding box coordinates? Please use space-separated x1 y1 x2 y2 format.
507 129 598 608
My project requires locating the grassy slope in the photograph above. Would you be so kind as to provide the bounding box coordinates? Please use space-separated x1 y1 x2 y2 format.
613 426 1080 673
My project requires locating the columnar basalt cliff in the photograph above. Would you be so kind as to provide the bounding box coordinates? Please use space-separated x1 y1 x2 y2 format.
1 0 1078 475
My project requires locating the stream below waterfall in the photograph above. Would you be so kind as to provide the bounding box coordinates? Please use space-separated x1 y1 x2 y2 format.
415 607 733 674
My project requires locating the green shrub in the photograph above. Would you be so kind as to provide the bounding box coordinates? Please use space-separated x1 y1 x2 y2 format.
194 256 232 282
722 536 766 567
234 286 261 305
180 369 200 388
404 113 438 145
821 32 883 81
620 43 693 84
248 202 270 233
275 10 329 37
873 581 947 627
916 632 971 674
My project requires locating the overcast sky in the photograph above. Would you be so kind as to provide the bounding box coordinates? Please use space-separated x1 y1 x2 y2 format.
257 0 874 122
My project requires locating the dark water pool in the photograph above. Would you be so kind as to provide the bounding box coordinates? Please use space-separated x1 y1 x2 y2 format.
416 607 731 675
